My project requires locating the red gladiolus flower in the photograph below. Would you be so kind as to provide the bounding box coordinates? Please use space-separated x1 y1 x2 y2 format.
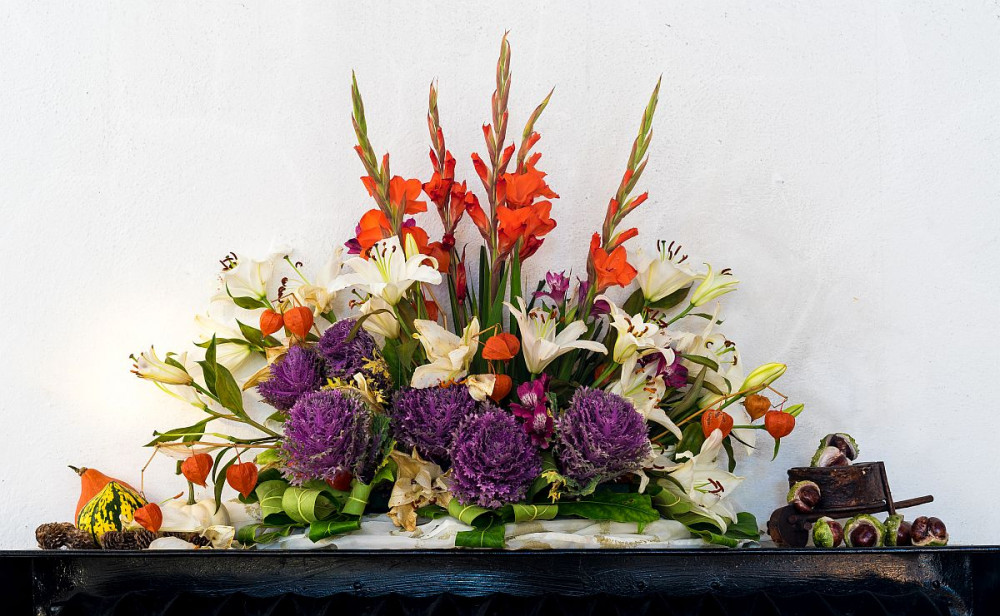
361 175 427 215
589 233 637 291
501 165 558 209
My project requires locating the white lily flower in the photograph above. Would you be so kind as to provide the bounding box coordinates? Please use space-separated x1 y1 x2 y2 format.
659 429 745 531
215 252 280 302
358 295 400 340
505 298 607 374
291 248 344 317
635 242 702 303
410 318 480 388
599 295 660 363
331 237 442 306
608 354 682 439
194 313 254 373
131 347 192 385
690 264 739 307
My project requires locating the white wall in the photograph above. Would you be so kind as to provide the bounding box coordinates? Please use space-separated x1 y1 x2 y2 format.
2 1 998 548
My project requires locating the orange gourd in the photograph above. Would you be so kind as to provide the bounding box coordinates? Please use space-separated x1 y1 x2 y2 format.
70 466 140 520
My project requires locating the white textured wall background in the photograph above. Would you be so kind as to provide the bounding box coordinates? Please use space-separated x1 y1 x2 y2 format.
1 1 998 548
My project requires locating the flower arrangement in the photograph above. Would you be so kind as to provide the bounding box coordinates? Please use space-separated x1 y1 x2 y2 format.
125 34 805 549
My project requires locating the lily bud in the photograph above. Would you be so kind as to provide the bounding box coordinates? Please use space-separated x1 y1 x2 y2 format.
130 347 193 385
404 232 422 260
690 264 739 307
740 363 787 393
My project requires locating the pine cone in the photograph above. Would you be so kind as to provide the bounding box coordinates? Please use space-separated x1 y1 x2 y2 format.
64 530 98 550
100 530 158 550
162 531 211 547
36 522 76 549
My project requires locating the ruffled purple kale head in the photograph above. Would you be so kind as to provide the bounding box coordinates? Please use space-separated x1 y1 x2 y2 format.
449 408 542 508
257 344 326 411
317 319 378 380
390 386 478 465
279 389 374 485
556 387 651 491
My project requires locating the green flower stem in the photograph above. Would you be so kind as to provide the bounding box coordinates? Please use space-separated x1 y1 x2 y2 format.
731 424 766 430
665 303 694 326
594 361 620 387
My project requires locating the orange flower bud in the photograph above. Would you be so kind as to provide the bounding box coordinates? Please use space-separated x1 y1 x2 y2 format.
743 394 771 421
226 461 259 498
259 309 284 337
283 306 314 338
133 502 163 532
764 410 795 439
701 409 734 439
181 453 213 488
482 333 520 361
490 374 513 402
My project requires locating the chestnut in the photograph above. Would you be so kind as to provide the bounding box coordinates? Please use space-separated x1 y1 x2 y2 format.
811 445 850 467
823 433 860 461
911 516 948 546
884 515 911 546
845 514 885 547
787 480 822 513
812 516 844 548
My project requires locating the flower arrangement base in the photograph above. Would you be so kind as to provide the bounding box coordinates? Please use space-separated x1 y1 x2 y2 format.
5 547 996 615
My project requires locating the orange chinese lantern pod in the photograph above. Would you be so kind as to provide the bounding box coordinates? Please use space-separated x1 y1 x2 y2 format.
743 394 771 421
482 333 520 361
490 374 513 402
283 306 314 338
133 502 163 532
764 410 795 439
259 309 284 337
226 461 259 498
181 453 213 488
701 409 734 439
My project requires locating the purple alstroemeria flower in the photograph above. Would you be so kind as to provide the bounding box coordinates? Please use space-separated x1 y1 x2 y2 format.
510 374 555 448
576 277 591 306
640 349 689 389
533 270 571 305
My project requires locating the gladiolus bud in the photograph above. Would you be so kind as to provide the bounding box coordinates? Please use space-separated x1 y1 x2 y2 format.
283 306 314 338
741 363 787 393
765 410 795 438
133 503 163 532
259 309 284 337
701 409 734 439
226 461 259 498
181 453 213 487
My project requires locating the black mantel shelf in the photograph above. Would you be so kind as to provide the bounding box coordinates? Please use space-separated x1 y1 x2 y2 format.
2 546 998 615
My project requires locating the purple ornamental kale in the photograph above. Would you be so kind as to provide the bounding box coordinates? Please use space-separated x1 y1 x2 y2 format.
449 408 542 508
533 270 570 305
279 389 375 485
256 344 326 411
317 318 378 380
390 386 479 465
556 387 651 490
510 374 555 448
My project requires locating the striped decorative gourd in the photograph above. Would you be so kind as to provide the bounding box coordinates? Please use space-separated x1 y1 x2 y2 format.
71 466 147 544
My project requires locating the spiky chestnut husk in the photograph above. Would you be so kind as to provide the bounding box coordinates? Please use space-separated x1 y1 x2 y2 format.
812 516 844 548
845 514 885 547
911 516 948 546
820 433 860 461
787 480 822 513
811 445 850 467
883 515 912 546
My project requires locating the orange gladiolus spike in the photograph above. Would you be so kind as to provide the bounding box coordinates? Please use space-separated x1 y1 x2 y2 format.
590 233 637 291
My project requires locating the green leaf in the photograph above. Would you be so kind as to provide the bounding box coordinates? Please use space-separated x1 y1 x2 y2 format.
648 285 692 311
240 468 283 504
455 519 506 549
772 437 781 461
510 503 558 522
307 517 362 542
676 422 706 458
557 489 660 531
214 363 245 415
415 505 449 520
341 478 375 517
681 353 720 372
689 512 760 547
281 486 338 523
256 479 290 519
212 452 238 512
672 366 707 416
231 295 269 310
346 309 391 343
236 522 300 546
723 436 737 472
199 336 219 396
622 288 645 315
447 498 493 526
145 418 212 447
